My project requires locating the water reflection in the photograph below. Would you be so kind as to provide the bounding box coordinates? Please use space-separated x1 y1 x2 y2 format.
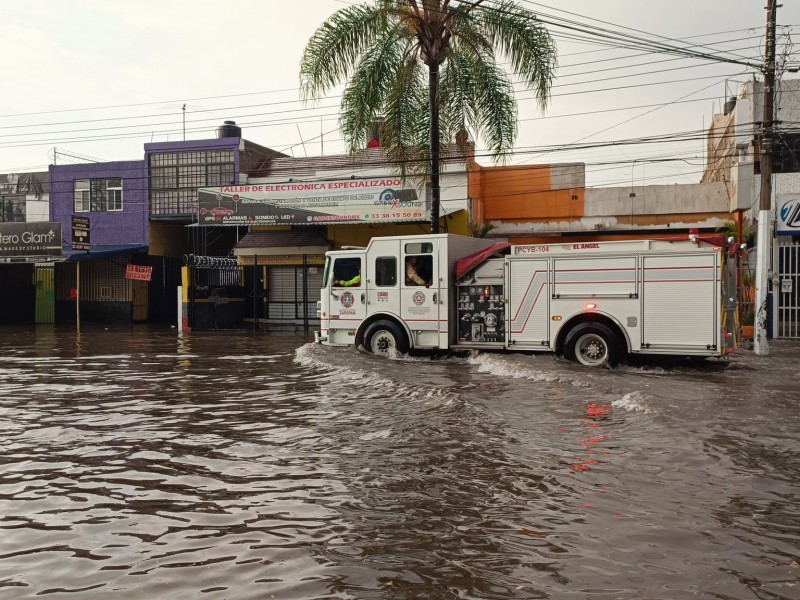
0 326 798 599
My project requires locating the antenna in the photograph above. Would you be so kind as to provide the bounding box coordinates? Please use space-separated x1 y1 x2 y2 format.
296 124 308 158
48 148 103 165
156 102 205 142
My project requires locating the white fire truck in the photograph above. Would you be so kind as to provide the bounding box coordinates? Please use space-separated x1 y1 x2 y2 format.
315 234 738 366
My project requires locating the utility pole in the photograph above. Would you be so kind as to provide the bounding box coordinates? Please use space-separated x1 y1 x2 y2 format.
754 0 778 355
759 0 777 212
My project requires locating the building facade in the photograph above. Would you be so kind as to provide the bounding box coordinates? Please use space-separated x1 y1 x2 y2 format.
703 77 800 338
470 162 732 243
0 171 52 323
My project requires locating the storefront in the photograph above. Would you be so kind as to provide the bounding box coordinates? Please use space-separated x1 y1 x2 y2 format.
0 222 62 324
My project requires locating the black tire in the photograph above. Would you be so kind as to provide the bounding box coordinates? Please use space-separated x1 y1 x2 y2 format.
563 322 622 367
363 320 409 356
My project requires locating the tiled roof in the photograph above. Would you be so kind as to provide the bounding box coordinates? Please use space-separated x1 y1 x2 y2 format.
234 228 330 249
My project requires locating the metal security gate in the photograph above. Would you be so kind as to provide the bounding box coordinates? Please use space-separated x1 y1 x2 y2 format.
185 255 245 330
131 280 148 322
266 265 322 323
776 237 800 338
35 264 55 323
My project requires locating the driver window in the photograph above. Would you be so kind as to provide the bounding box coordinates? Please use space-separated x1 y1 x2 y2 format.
332 257 362 287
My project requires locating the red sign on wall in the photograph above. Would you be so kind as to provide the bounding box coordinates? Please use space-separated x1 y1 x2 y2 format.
125 264 152 281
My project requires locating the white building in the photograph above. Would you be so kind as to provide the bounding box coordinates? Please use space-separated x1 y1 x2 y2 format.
703 77 800 338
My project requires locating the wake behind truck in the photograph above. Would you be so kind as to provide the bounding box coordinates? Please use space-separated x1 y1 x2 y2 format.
315 234 738 367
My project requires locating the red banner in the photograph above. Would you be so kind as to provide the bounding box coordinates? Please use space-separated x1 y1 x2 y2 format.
125 264 152 281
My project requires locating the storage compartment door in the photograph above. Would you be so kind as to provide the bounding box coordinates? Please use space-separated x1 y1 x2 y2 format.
642 254 719 349
506 259 549 348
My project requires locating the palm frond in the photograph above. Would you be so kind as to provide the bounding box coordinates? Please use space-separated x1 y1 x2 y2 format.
475 0 556 109
300 4 388 102
340 29 410 152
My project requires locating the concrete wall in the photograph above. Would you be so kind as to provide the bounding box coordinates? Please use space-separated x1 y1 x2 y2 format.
49 160 148 248
584 182 729 217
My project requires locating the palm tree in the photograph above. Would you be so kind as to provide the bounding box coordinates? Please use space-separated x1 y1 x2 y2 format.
300 0 556 233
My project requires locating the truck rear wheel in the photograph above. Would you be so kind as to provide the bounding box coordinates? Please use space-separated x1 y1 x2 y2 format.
364 320 408 356
564 322 621 367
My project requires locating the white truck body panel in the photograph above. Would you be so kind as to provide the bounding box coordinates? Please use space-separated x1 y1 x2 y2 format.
641 253 719 349
317 234 736 362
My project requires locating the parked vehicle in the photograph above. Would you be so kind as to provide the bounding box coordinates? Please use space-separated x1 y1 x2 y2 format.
315 234 738 367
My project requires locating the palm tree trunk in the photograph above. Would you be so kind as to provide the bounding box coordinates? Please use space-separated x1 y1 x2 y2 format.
428 60 441 234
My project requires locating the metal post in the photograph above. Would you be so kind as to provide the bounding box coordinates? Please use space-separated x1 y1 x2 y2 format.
755 214 771 355
189 255 195 331
302 254 309 333
76 261 81 333
253 254 259 331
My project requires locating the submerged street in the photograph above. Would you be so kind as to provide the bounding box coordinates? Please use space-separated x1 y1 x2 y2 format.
0 325 798 599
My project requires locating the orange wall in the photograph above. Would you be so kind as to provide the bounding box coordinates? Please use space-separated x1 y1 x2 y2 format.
471 164 584 222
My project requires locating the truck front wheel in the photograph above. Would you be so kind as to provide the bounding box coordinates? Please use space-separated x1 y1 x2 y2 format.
563 322 621 367
364 320 408 356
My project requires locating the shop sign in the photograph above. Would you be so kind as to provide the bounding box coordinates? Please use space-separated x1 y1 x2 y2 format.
72 215 90 251
237 255 325 266
777 195 800 236
0 222 62 258
197 177 429 226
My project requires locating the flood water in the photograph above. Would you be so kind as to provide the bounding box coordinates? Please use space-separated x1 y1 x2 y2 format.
0 324 798 599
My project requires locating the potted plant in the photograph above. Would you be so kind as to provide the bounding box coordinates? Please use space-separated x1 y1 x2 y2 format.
718 219 756 247
740 307 755 338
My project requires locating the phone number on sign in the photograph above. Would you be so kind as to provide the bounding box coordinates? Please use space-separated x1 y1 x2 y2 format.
368 211 425 219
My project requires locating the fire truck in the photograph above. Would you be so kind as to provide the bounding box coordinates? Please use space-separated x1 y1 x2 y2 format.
315 234 738 367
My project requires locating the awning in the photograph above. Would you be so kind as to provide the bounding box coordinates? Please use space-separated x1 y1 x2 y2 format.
63 244 149 262
232 229 331 257
454 242 511 280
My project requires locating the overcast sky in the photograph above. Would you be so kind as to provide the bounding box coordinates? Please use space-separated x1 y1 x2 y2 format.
0 0 798 187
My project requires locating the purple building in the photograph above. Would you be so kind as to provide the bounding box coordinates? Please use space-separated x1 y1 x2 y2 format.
45 122 286 325
49 160 150 323
49 160 149 253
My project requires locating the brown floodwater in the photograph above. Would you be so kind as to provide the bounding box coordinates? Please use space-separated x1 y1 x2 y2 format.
0 324 798 599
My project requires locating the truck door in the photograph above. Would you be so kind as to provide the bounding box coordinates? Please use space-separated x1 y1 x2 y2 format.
328 254 366 345
400 239 441 348
366 237 401 319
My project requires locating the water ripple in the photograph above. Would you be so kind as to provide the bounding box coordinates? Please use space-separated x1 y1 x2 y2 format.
0 329 797 598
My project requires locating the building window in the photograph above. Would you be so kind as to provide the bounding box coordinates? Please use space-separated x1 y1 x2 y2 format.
74 179 123 212
149 149 235 217
0 197 26 222
774 133 800 174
